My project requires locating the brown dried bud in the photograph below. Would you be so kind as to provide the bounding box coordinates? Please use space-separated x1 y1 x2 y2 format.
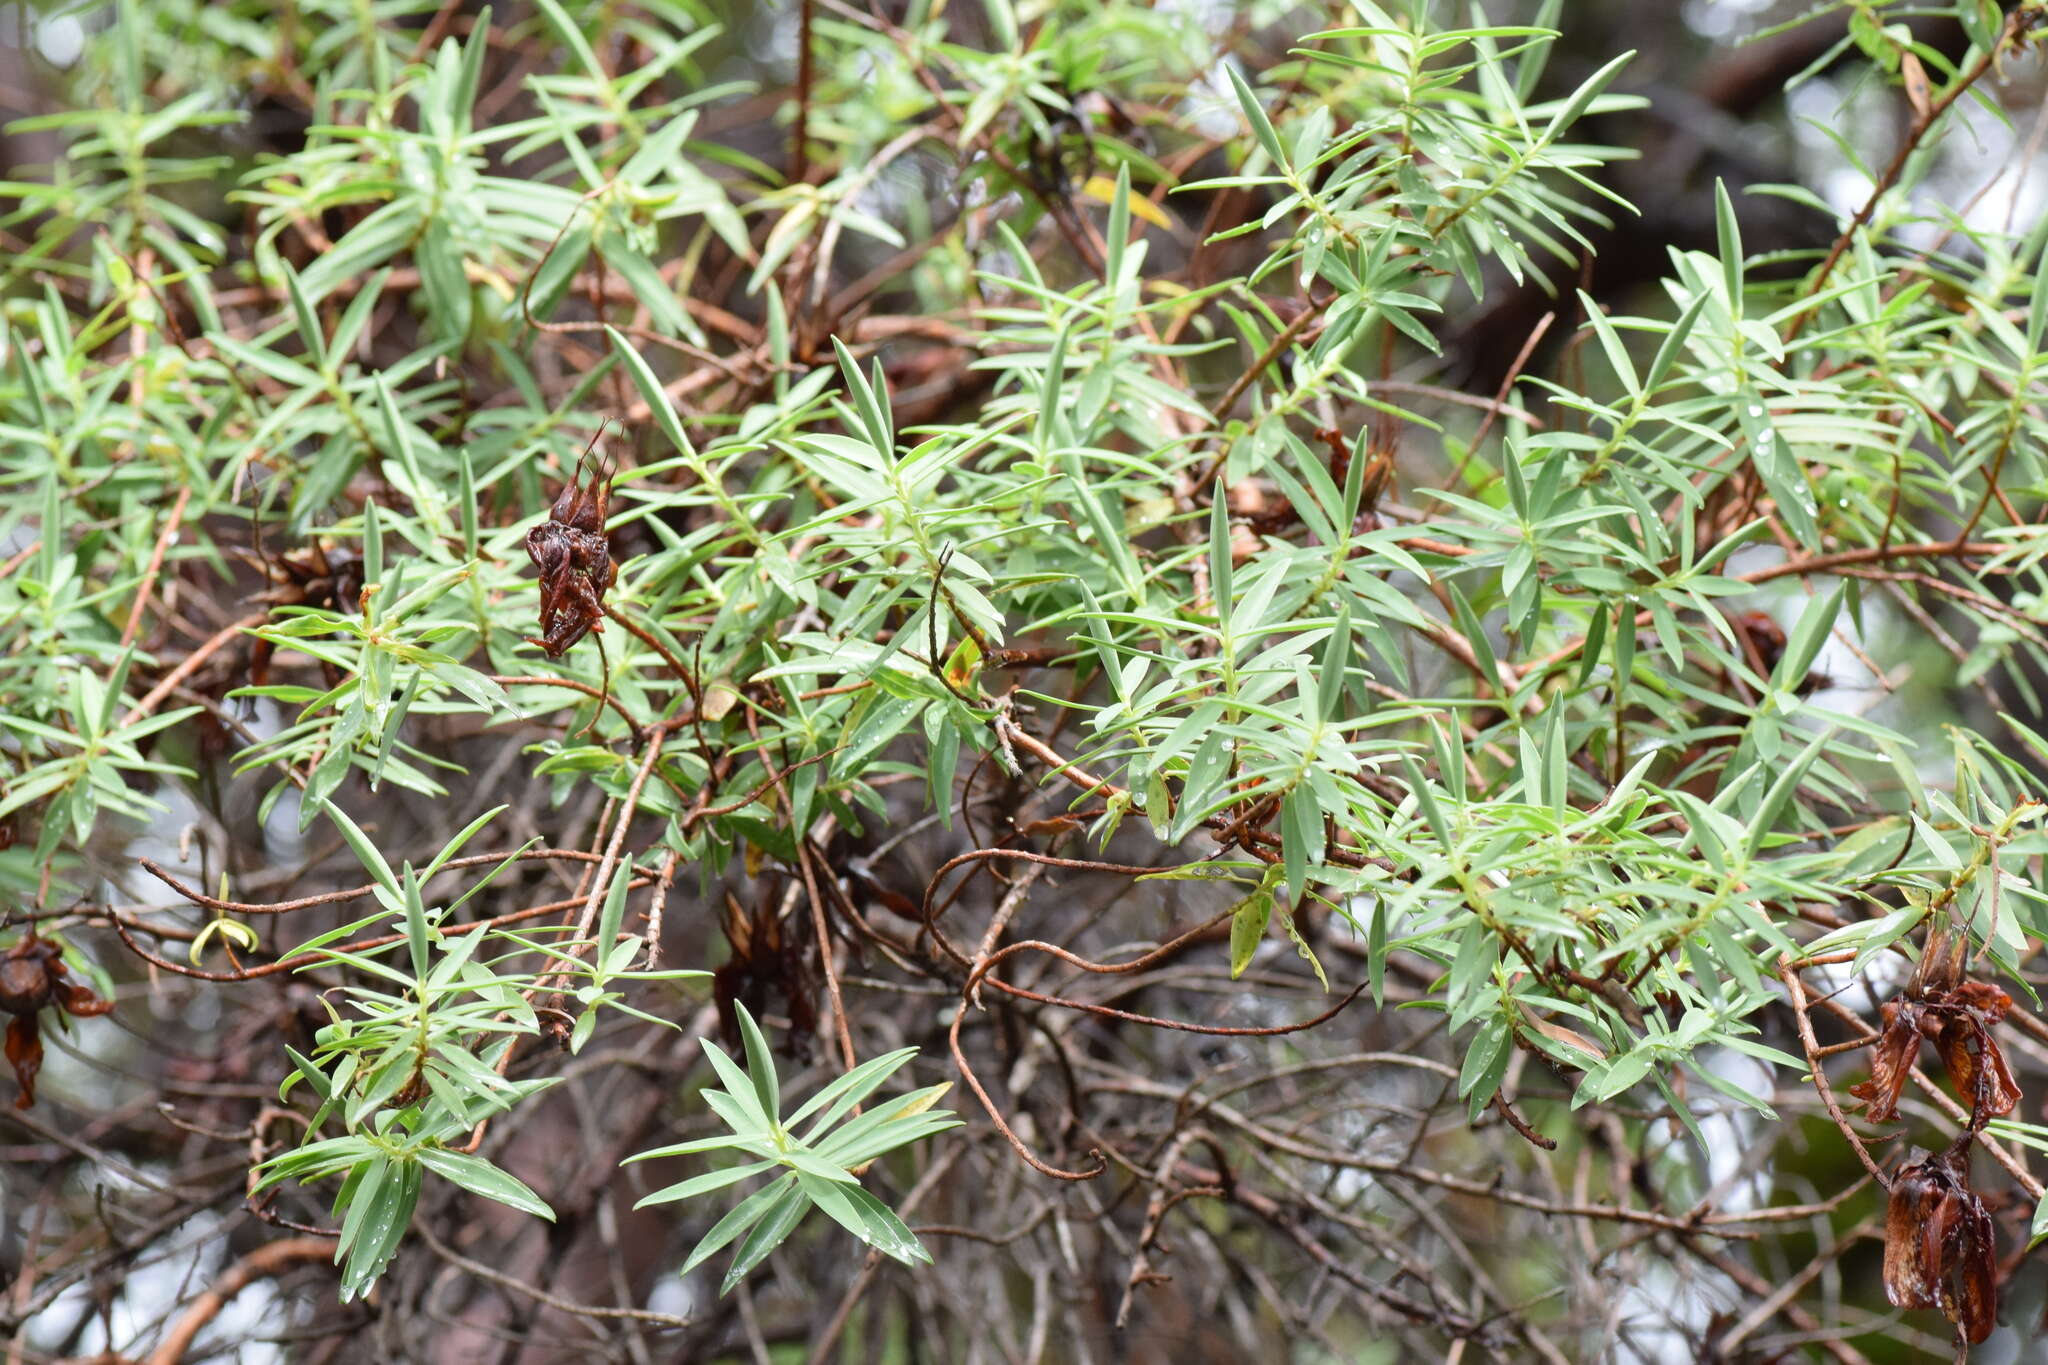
0 945 55 1017
1884 1141 1998 1344
1 937 113 1109
1850 926 2021 1127
525 434 618 658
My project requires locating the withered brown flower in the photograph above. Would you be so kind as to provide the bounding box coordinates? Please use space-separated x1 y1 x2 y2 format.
1884 1140 1998 1345
241 538 365 690
712 890 816 1058
1 935 115 1109
1850 922 2020 1127
525 433 617 659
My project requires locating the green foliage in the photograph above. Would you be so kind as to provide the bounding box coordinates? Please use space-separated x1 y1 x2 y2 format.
626 1004 960 1292
6 0 2048 1346
252 804 702 1297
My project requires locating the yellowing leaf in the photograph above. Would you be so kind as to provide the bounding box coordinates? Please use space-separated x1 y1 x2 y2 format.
886 1081 951 1122
850 1084 955 1175
1080 175 1171 230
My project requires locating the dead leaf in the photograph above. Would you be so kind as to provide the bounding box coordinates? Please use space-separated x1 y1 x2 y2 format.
1900 52 1932 124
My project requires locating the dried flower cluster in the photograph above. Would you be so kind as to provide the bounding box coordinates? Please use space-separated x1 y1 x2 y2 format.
1852 948 2020 1126
524 438 617 659
0 935 114 1109
1885 1139 1999 1345
1852 923 2021 1347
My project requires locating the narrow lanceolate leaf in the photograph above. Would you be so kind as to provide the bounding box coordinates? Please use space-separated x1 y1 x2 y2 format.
417 1148 555 1220
1540 50 1633 144
681 1173 800 1278
1737 388 1819 549
1227 65 1288 169
719 1179 810 1294
795 1173 930 1266
698 1041 772 1132
596 865 631 957
1038 324 1069 452
1280 782 1320 897
1104 162 1132 286
634 1160 779 1209
1714 179 1744 319
323 802 404 914
607 325 695 458
1643 290 1710 393
788 1047 919 1135
400 863 430 982
1209 493 1233 632
279 259 327 370
734 1004 781 1126
1776 583 1845 693
1318 604 1352 724
1228 888 1273 979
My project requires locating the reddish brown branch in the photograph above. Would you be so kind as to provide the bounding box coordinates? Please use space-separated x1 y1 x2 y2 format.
145 1237 333 1365
1785 8 2040 340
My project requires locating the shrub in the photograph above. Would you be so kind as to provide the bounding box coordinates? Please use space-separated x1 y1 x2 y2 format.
5 1 2048 1360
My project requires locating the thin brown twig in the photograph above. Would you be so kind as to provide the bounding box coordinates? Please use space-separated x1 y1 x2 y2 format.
118 612 267 729
137 848 648 916
110 884 652 982
534 731 668 1003
1777 957 1890 1188
1462 310 1554 471
797 834 858 1074
492 673 645 733
919 845 1210 965
947 1002 1106 1183
1685 1237 1875 1365
1784 8 2038 340
1188 295 1334 499
415 1224 693 1331
1091 1061 1755 1235
120 485 190 651
145 1237 334 1365
792 0 816 184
